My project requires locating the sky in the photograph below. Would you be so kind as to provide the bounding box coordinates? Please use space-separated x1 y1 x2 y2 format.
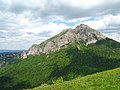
0 0 120 50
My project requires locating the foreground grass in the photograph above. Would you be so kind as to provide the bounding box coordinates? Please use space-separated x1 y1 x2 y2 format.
31 68 120 90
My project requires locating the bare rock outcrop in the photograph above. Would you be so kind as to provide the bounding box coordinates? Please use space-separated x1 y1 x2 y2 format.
21 24 106 59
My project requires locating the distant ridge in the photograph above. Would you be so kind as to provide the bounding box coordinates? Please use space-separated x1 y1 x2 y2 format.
0 50 24 53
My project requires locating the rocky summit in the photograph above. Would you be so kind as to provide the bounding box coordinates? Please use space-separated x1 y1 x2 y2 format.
21 24 106 58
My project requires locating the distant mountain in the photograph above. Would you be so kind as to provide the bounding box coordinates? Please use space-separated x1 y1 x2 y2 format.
0 50 24 67
0 24 120 90
0 50 24 53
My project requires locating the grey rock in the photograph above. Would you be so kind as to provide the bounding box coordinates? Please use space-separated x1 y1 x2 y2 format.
21 24 106 59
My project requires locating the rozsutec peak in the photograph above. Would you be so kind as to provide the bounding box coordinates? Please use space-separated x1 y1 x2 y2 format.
21 24 106 58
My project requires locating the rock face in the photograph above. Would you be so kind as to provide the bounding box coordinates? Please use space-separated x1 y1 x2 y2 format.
21 24 106 59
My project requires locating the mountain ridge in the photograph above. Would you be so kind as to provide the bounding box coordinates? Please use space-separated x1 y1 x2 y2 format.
0 26 120 89
21 24 106 58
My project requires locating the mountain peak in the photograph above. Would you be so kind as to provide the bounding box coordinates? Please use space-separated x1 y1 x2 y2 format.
75 24 94 31
21 24 106 58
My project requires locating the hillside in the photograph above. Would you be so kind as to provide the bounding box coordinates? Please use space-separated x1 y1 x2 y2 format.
0 24 120 90
31 68 120 90
0 39 120 90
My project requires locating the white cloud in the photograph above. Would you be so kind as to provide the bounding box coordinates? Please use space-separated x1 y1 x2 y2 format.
83 14 120 30
82 14 120 42
0 21 71 49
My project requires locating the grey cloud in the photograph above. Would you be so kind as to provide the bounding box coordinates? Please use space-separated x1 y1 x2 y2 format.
99 29 120 33
0 0 120 20
38 31 52 37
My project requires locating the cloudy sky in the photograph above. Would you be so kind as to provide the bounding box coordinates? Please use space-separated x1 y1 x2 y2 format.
0 0 120 50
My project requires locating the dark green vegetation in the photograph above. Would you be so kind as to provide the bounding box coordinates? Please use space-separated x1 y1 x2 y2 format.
32 68 120 90
0 38 120 90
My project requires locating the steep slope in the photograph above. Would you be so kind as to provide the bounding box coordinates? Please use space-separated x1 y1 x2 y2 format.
21 24 106 58
0 24 120 90
0 39 120 90
31 68 120 90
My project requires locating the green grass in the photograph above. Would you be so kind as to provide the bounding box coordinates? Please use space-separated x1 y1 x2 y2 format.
31 68 120 90
0 39 120 90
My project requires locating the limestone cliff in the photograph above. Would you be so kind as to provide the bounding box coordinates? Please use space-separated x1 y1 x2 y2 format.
21 24 106 58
